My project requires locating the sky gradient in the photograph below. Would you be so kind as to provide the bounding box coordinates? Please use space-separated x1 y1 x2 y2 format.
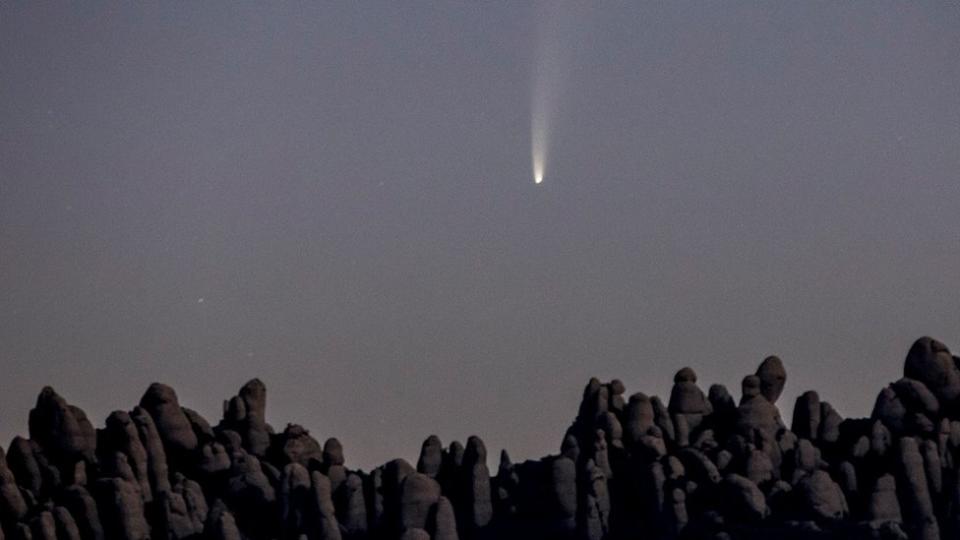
1 2 959 469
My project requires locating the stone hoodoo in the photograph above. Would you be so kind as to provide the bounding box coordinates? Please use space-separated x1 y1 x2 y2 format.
0 336 958 539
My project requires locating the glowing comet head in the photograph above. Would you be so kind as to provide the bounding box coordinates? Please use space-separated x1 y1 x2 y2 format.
532 130 546 185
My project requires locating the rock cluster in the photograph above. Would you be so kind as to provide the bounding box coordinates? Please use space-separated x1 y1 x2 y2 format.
1 337 960 539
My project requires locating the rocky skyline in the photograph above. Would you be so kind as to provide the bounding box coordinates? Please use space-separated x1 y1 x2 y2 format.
1 336 959 539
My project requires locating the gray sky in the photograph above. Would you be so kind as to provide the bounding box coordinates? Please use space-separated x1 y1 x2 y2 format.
1 3 958 469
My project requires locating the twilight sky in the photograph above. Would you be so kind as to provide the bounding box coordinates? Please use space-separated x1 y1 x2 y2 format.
1 3 958 469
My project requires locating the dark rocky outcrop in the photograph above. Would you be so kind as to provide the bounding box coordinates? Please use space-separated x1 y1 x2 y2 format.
1 337 960 539
28 388 96 466
138 383 198 458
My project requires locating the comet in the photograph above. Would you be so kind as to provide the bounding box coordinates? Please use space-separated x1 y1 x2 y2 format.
530 28 554 186
531 93 548 184
531 4 581 186
533 146 545 184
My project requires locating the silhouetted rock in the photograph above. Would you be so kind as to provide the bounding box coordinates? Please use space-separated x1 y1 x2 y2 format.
2 336 960 540
271 423 323 467
198 441 231 477
93 478 149 540
0 447 28 525
52 506 82 540
623 393 655 446
868 474 902 524
224 451 275 537
399 473 440 531
905 337 960 404
461 435 493 531
818 401 843 443
61 485 104 540
416 435 443 478
668 368 711 415
139 383 198 456
723 474 768 520
130 405 170 497
756 356 787 404
220 379 272 458
793 391 821 441
430 496 458 540
897 437 938 540
309 471 341 540
205 501 241 540
28 388 96 465
337 473 368 539
549 456 577 536
796 470 848 521
323 438 345 467
735 376 781 440
7 437 45 497
102 411 151 500
279 462 311 538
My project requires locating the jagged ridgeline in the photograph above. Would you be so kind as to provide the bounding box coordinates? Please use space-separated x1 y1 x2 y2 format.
2 338 960 540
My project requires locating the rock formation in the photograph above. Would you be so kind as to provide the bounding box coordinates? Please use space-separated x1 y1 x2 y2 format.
1 336 959 539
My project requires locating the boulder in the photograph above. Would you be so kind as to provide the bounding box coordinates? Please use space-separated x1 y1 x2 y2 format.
93 478 149 540
205 501 241 540
270 424 323 467
31 511 57 540
337 473 368 538
651 396 675 442
61 485 105 540
892 378 940 416
279 462 312 537
52 506 82 540
756 356 787 404
0 447 28 524
668 368 711 415
7 437 45 496
723 474 768 520
623 393 655 446
796 470 848 521
430 495 458 540
579 460 610 540
792 391 821 440
28 388 96 464
904 337 960 403
198 442 231 476
416 435 443 478
322 438 344 467
181 407 215 443
736 378 781 440
818 402 842 443
550 457 577 533
897 437 939 540
867 474 902 524
462 435 493 529
399 472 441 531
309 471 342 540
221 379 272 457
102 411 151 500
130 406 170 496
138 383 198 455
